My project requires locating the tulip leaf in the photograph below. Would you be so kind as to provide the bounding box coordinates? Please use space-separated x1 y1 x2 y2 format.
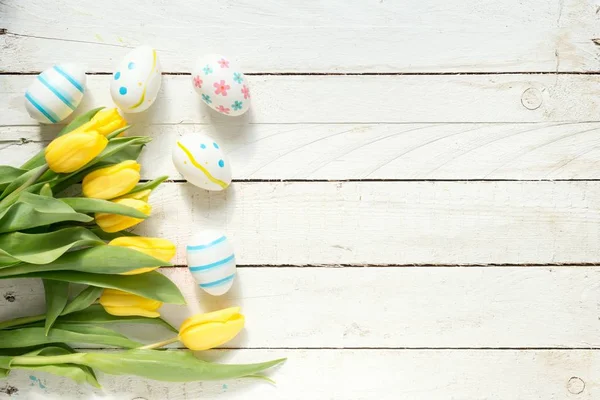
128 176 168 195
105 125 131 139
88 228 138 241
0 325 142 349
60 197 149 219
80 350 286 382
0 166 28 193
0 227 104 265
0 368 9 378
0 192 92 234
43 280 70 335
6 271 186 304
59 107 104 136
59 305 178 332
0 246 171 277
12 346 101 388
0 165 47 200
61 286 104 315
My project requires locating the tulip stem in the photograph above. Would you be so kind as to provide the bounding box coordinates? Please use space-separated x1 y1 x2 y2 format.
138 336 180 350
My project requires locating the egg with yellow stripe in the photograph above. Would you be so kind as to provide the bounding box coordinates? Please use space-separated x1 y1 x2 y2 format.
172 133 232 191
24 64 86 124
110 45 162 113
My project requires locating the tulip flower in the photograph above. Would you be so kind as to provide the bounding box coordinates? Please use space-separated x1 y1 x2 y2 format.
99 289 162 318
44 131 108 173
82 160 141 200
178 307 245 351
70 108 127 137
95 198 151 233
108 236 176 275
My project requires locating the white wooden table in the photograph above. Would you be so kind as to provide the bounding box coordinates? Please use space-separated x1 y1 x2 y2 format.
2 0 600 398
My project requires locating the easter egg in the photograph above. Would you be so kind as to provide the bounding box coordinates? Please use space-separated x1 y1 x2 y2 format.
187 231 236 296
191 54 250 116
110 45 162 113
24 64 86 124
172 133 232 191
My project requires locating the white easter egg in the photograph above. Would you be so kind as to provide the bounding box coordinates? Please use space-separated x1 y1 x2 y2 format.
110 45 162 113
24 64 86 124
187 231 236 296
191 54 251 116
172 133 232 191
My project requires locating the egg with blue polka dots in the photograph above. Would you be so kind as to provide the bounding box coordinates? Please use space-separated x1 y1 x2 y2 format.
191 54 251 116
172 133 232 191
110 45 162 113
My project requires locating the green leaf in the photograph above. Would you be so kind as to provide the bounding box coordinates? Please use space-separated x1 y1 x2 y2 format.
0 227 104 265
39 183 53 197
59 107 104 136
59 304 177 332
0 368 9 378
60 197 149 218
0 192 92 234
105 125 131 139
0 166 28 193
43 280 70 335
82 350 286 382
88 228 138 241
61 286 103 315
0 356 13 369
7 271 185 304
13 346 100 388
128 175 168 195
0 165 46 200
0 246 170 277
0 325 142 349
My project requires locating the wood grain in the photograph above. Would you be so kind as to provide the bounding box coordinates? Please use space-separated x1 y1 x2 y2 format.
1 267 599 349
2 349 599 399
3 75 600 125
1 0 598 73
4 122 600 180
113 181 600 265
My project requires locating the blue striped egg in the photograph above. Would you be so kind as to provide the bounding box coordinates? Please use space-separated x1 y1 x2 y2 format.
187 231 236 296
24 64 86 124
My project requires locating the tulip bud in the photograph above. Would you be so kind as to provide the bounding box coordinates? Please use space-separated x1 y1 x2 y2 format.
45 131 108 173
95 198 151 233
99 289 162 318
178 307 245 351
109 236 176 275
82 160 141 200
69 108 127 137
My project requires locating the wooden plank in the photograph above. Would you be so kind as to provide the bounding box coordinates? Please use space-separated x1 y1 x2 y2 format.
134 181 600 265
4 122 600 180
2 75 600 125
2 349 599 399
1 0 598 73
1 267 599 348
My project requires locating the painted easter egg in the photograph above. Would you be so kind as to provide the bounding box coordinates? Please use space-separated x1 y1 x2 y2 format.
191 54 250 116
24 64 86 124
187 231 236 296
172 133 232 191
110 45 162 113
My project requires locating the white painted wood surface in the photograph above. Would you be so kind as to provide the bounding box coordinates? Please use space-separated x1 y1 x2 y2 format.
1 0 599 73
2 0 600 398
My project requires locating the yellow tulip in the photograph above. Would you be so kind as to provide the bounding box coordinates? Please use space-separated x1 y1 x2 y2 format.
45 131 108 173
99 289 162 318
178 307 245 351
109 236 176 275
70 108 127 137
95 198 151 233
82 160 141 200
116 189 151 202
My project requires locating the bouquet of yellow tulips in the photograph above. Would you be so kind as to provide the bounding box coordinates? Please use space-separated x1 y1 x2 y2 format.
0 108 284 387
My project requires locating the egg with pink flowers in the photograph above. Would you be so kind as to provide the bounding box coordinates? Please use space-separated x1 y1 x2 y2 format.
191 54 251 116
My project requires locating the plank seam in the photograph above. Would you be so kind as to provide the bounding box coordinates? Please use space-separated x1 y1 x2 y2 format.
3 71 600 76
165 264 600 268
